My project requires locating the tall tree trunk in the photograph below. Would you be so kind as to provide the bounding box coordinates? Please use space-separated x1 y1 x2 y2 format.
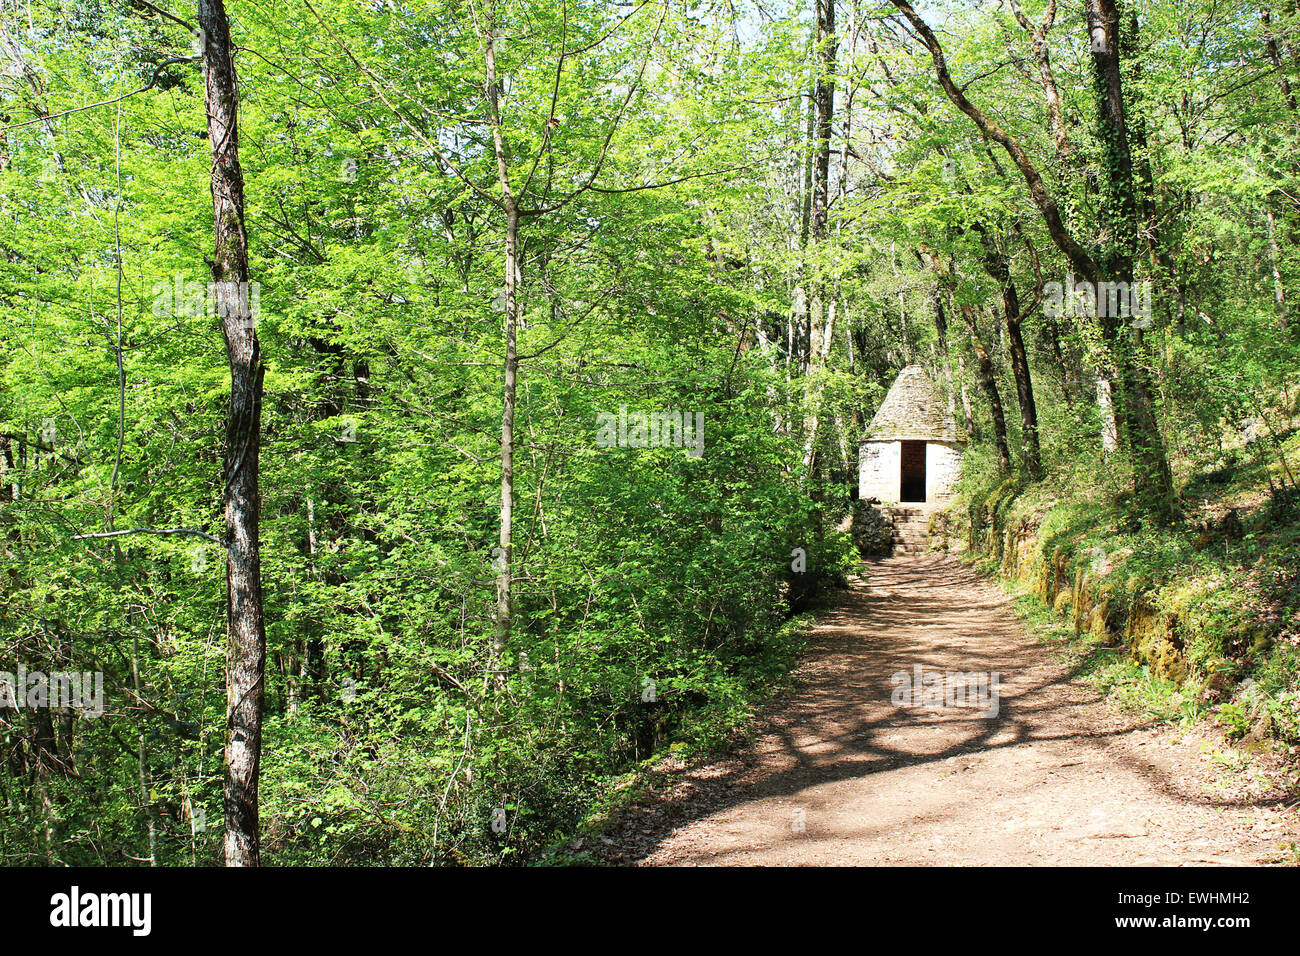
1042 314 1076 405
810 0 835 246
960 305 1011 472
916 249 967 432
1097 372 1120 455
1263 7 1298 112
801 0 838 473
495 206 519 673
974 228 1042 477
132 631 157 864
29 708 58 863
799 72 815 251
793 70 815 376
1267 203 1289 331
957 352 975 438
198 0 266 868
1086 0 1176 516
928 280 956 417
1003 303 1041 477
1261 7 1295 333
484 16 517 679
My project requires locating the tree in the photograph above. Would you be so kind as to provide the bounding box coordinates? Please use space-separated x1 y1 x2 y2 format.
802 0 839 473
973 222 1042 478
197 0 267 867
887 0 1176 517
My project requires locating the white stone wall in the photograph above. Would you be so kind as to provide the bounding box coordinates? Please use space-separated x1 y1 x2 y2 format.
926 441 963 502
859 440 900 503
860 439 963 504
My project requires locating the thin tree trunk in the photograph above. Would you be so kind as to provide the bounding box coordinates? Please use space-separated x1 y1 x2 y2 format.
1043 314 1075 405
132 631 156 865
975 228 1042 477
932 287 956 417
1267 203 1289 331
495 207 519 673
29 708 57 863
960 305 1011 472
1097 372 1120 455
484 17 517 678
1263 8 1298 112
801 0 838 473
914 248 958 418
1007 0 1073 166
1003 307 1041 476
793 69 815 376
957 353 975 438
198 0 266 868
810 0 835 246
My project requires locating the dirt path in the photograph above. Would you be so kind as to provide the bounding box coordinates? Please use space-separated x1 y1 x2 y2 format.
599 556 1299 866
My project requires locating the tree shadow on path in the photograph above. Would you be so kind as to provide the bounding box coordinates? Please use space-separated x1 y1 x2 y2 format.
596 555 1298 865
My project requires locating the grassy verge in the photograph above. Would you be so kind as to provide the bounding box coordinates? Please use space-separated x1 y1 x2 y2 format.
947 397 1300 764
1002 580 1209 729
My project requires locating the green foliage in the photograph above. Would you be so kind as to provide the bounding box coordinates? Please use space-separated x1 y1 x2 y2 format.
0 0 864 865
7 0 1300 864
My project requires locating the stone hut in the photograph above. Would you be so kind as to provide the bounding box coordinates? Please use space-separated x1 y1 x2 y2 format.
859 364 966 506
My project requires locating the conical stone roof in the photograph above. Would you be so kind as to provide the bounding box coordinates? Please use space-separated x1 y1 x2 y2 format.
865 364 966 443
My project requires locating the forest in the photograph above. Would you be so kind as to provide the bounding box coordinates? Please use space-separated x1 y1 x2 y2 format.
2 0 1299 868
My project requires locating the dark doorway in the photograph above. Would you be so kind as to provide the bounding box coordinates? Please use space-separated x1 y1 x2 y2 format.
900 441 926 502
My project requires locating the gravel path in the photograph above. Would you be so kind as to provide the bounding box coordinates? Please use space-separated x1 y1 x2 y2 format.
598 555 1299 866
